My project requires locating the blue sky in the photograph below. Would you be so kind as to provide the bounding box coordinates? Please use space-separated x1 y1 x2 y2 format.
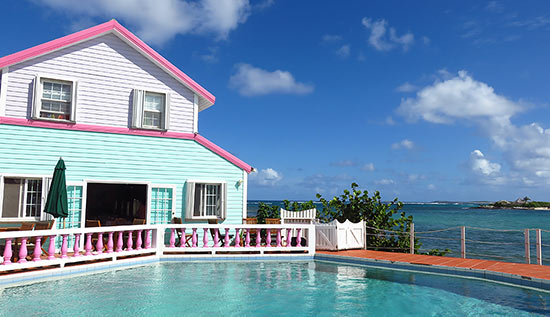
2 1 550 202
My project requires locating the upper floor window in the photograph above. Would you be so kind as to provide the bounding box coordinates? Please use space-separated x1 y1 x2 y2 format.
185 181 226 220
33 76 77 122
132 89 170 130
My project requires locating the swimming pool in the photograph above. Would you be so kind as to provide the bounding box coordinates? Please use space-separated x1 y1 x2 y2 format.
1 261 548 316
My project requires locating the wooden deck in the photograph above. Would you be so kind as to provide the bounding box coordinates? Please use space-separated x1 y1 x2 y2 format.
317 250 550 280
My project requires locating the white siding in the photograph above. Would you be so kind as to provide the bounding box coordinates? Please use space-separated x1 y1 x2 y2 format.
4 34 196 133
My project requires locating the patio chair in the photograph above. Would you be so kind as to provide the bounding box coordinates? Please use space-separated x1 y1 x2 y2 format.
172 217 192 247
243 218 258 245
132 218 146 225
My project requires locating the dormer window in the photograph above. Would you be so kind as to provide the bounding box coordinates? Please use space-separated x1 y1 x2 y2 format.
132 89 170 130
32 76 77 122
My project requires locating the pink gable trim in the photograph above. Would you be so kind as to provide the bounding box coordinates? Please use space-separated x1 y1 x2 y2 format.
0 117 252 173
0 20 215 106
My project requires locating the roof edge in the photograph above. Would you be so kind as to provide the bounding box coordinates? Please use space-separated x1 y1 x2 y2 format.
0 20 215 106
0 116 252 173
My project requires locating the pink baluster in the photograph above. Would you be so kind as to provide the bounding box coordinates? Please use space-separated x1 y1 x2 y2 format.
276 229 282 247
145 229 152 249
169 229 176 248
60 235 69 259
116 232 123 252
234 228 240 247
213 229 219 247
286 228 292 247
255 230 261 248
224 228 230 248
126 231 133 251
191 228 197 247
73 234 81 257
136 230 143 250
18 237 28 263
179 228 186 248
106 232 114 253
203 228 209 247
296 228 302 247
266 229 271 247
85 233 93 256
33 236 42 261
96 233 104 255
245 229 251 247
2 238 12 265
47 235 56 260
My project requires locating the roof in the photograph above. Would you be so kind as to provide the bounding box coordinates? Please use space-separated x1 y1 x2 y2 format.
0 20 215 111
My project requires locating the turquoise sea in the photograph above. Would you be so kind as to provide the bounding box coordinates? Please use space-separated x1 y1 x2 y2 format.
248 201 550 263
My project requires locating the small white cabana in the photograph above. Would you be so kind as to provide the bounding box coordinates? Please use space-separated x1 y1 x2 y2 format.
315 220 366 251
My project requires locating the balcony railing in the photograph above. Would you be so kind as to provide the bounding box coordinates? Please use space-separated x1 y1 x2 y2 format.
0 224 315 272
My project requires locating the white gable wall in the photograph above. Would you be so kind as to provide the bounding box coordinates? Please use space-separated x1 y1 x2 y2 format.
4 34 196 133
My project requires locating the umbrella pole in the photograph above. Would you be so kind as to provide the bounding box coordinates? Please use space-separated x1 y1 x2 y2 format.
63 218 66 229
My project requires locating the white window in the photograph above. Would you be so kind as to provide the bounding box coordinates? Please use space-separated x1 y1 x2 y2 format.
185 181 226 220
33 76 77 122
1 177 43 219
132 89 170 130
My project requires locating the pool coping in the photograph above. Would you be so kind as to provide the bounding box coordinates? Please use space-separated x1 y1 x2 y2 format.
314 253 550 292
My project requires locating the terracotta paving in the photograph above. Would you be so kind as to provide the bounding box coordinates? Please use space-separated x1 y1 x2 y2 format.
318 250 550 280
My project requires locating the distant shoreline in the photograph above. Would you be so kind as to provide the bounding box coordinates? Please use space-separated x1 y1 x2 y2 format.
473 205 550 211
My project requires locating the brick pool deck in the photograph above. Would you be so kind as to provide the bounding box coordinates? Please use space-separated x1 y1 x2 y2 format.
317 250 550 280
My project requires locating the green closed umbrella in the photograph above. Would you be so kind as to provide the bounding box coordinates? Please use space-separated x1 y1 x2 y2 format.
44 158 68 220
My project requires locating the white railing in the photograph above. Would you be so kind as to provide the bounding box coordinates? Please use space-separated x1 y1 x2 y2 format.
0 223 315 272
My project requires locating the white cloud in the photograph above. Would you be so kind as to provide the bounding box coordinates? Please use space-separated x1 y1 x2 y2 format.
427 184 436 190
375 178 395 185
253 0 274 11
361 18 414 51
200 46 219 63
385 116 396 126
330 160 357 167
34 0 252 45
392 139 415 150
398 70 522 124
335 44 351 58
399 70 550 186
249 168 282 186
322 34 343 43
361 163 375 171
470 150 501 176
229 63 314 96
395 82 418 93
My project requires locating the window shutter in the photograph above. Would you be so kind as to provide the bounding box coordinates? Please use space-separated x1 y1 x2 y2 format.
32 76 41 119
185 181 195 220
70 81 78 122
220 183 227 220
163 93 170 130
40 177 53 221
131 89 144 128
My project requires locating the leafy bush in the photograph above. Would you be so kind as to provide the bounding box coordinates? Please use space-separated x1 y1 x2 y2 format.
256 202 279 224
282 200 316 211
316 183 421 253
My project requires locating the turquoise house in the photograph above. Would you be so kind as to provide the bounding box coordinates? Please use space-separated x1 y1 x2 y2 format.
0 20 253 230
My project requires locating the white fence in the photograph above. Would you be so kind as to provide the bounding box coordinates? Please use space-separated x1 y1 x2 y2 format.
315 220 366 251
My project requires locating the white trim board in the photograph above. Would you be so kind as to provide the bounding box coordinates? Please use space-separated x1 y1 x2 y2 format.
0 67 8 116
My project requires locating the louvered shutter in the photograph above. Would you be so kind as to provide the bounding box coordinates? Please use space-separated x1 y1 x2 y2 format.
219 183 227 220
131 89 144 128
32 76 41 119
185 181 195 220
70 81 78 121
163 93 170 130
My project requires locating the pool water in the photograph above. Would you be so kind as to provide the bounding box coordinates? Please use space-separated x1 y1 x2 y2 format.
1 261 549 316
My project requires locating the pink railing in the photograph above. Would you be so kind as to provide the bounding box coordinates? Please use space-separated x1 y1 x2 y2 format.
0 224 316 271
0 225 157 269
163 224 314 251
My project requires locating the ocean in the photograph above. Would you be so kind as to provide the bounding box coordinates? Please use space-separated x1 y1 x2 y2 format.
248 201 550 264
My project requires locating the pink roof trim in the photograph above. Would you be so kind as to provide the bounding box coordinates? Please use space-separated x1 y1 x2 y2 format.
0 20 215 105
0 117 252 173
